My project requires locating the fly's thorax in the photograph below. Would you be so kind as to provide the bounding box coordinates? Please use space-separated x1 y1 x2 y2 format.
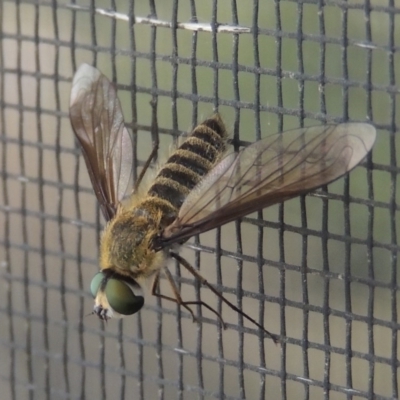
100 207 166 277
147 114 228 211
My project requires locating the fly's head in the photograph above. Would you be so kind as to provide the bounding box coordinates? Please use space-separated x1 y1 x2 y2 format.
90 269 145 320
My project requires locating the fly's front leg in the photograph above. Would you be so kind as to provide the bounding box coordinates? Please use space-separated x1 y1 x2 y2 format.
151 267 227 328
170 251 279 343
151 269 198 323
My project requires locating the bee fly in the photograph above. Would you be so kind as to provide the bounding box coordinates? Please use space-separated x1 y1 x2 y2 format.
69 64 376 342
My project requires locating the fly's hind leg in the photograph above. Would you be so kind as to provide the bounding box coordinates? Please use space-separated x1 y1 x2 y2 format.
151 266 227 328
133 99 159 192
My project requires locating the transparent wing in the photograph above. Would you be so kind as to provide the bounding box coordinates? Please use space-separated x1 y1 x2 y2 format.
160 123 376 246
69 64 133 221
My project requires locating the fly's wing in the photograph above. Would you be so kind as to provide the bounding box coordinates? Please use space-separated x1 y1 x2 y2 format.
160 123 376 246
69 64 133 221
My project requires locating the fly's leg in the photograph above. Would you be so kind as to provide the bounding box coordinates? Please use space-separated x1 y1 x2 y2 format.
170 251 279 344
151 267 227 328
133 100 159 192
151 271 197 322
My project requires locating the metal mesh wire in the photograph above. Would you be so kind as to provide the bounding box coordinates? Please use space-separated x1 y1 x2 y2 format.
1 1 399 399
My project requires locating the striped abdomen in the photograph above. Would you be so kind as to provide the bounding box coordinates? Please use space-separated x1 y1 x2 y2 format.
146 114 227 222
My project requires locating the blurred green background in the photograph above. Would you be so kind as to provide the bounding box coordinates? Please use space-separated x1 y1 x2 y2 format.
1 0 399 399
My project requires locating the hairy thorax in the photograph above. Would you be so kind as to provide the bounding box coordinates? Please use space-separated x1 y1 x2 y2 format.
99 204 168 280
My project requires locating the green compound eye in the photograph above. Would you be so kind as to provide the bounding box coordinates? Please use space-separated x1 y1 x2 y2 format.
105 279 144 315
90 272 105 297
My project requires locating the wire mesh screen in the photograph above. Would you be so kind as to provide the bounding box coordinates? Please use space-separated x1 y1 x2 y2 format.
0 0 399 399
